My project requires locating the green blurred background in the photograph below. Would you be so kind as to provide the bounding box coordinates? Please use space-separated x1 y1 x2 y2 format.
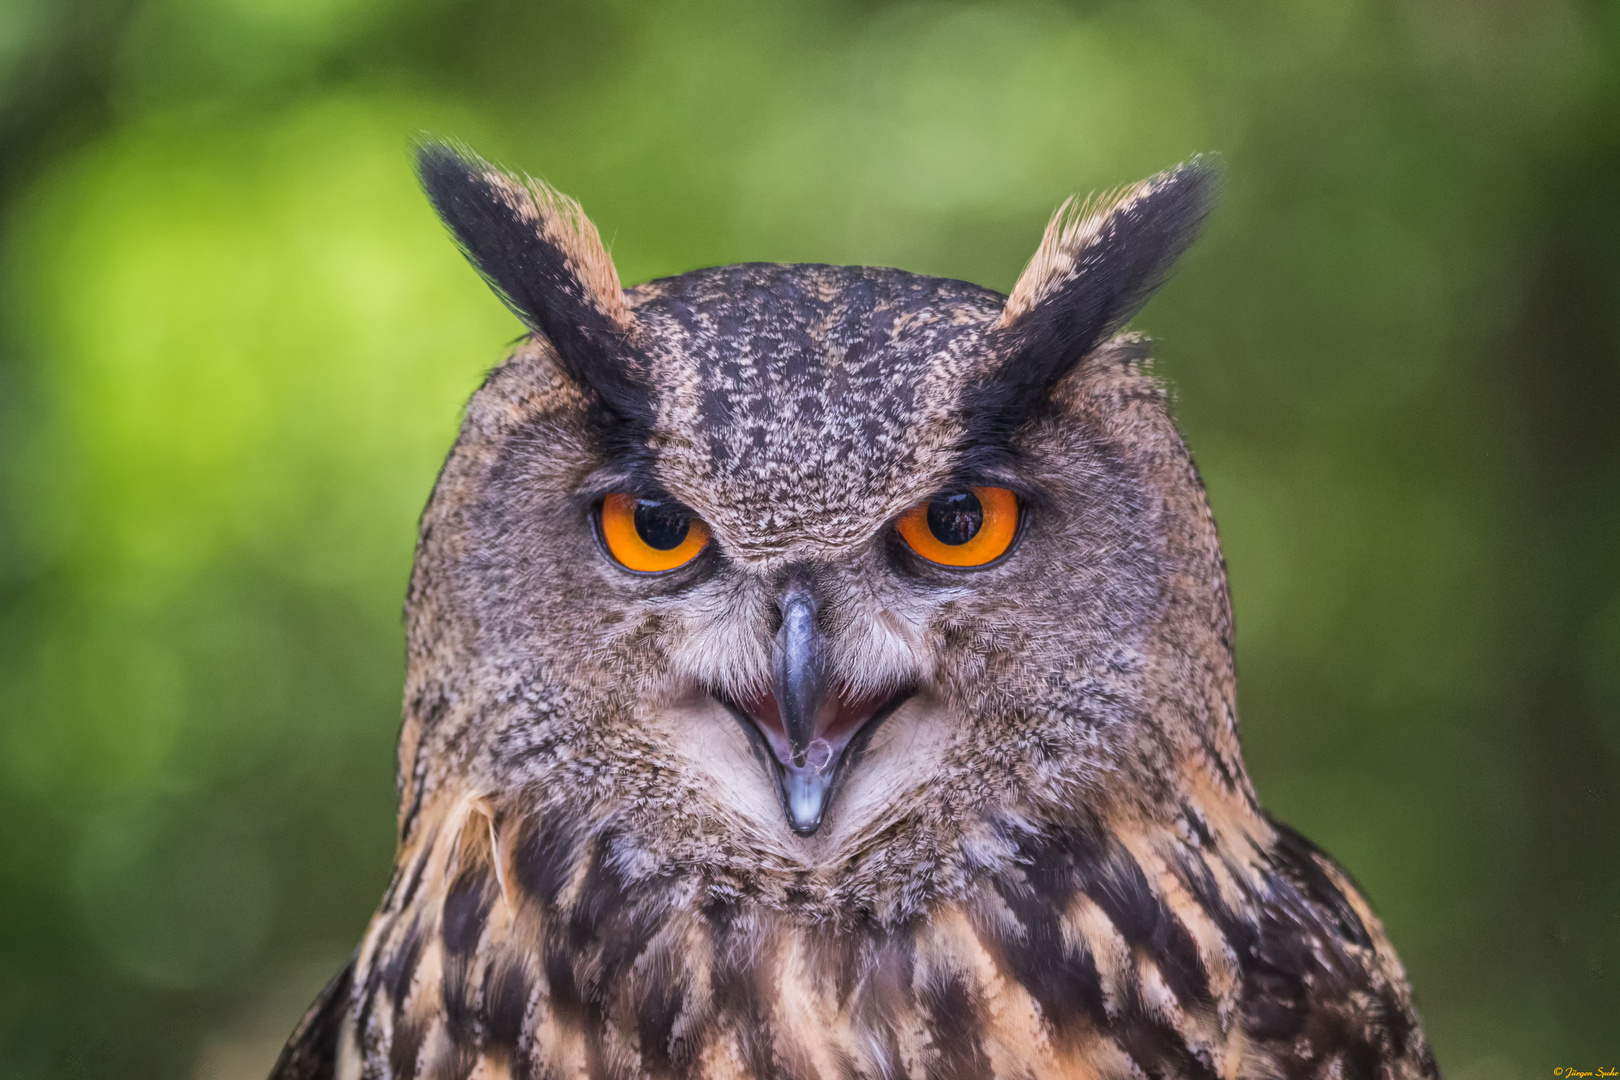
1 0 1616 1075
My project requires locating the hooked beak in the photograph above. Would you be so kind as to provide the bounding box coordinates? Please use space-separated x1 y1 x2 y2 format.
719 581 910 836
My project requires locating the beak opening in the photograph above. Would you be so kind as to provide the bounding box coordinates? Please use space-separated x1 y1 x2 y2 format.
721 688 911 836
717 579 910 835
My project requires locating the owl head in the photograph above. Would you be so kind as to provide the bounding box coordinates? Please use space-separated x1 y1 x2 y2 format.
399 143 1235 922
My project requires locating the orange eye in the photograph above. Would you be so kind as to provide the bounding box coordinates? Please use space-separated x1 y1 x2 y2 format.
599 493 711 573
896 486 1020 568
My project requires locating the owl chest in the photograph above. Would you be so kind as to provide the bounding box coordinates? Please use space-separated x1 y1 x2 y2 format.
354 874 1263 1080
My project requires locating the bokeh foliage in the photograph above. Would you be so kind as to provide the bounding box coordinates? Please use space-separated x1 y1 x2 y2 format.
1 0 1617 1075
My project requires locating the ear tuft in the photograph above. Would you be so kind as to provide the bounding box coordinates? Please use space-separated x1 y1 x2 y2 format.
416 139 630 332
999 156 1220 335
968 158 1219 436
510 176 631 329
1000 185 1137 327
416 139 651 447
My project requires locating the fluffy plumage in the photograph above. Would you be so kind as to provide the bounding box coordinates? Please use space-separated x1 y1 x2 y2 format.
272 144 1437 1080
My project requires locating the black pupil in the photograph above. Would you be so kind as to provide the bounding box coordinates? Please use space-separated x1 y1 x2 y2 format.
927 491 983 546
633 499 691 551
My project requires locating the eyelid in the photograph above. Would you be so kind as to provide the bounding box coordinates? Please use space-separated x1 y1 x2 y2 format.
574 476 673 508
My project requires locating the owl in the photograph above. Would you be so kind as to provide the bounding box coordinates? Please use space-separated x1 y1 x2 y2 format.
271 142 1438 1080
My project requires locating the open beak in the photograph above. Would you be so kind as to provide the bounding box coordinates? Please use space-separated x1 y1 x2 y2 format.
720 581 909 835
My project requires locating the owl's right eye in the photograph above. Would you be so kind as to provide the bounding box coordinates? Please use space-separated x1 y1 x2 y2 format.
598 493 711 573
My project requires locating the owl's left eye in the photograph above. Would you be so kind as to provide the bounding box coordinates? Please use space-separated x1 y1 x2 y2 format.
599 494 711 573
896 486 1021 568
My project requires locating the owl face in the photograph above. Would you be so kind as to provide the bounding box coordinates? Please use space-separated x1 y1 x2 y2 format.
404 146 1225 902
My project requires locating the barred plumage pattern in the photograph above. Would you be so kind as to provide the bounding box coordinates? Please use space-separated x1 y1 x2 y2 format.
288 793 1434 1078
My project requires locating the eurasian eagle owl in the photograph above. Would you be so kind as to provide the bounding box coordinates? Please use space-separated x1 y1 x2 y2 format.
272 142 1437 1080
